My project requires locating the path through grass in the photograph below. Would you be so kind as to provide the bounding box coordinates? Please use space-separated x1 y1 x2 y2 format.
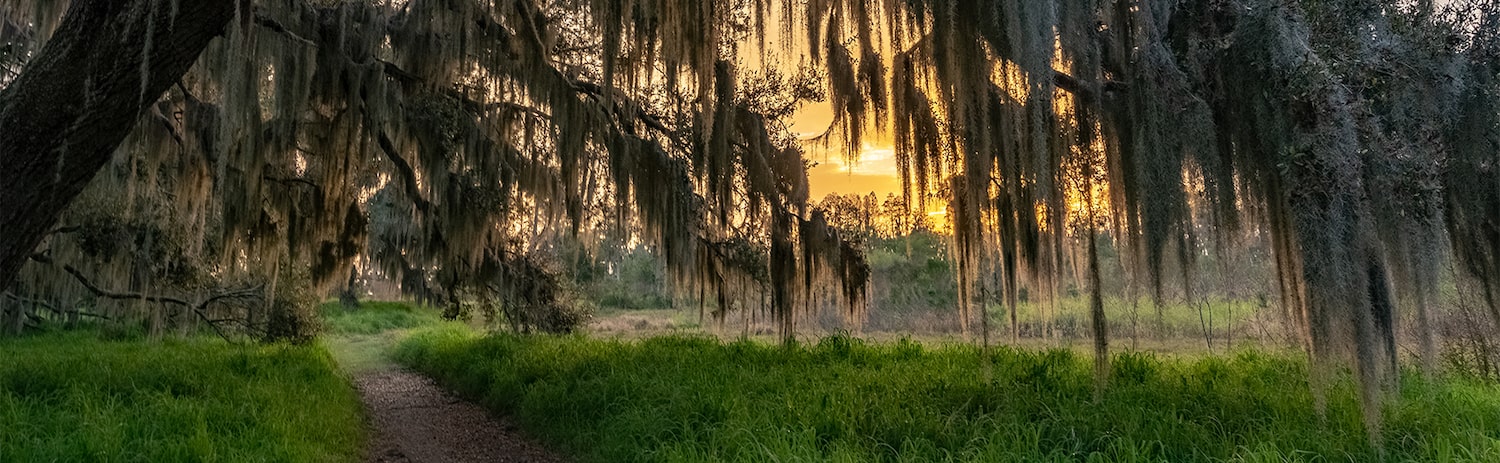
320 301 449 374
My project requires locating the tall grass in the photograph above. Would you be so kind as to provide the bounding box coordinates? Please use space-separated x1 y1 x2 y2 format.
0 332 364 462
320 301 443 335
1002 296 1271 342
396 327 1500 462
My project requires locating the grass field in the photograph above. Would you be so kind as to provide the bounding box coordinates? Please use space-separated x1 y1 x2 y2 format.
395 326 1500 462
1004 296 1271 338
0 331 365 462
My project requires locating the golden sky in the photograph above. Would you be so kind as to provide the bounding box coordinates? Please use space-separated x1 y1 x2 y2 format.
740 5 903 203
789 101 902 201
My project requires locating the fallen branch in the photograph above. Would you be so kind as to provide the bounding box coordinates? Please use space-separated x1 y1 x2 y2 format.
0 292 113 321
26 254 261 342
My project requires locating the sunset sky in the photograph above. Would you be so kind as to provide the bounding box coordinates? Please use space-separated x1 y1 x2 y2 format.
788 101 903 201
741 8 905 203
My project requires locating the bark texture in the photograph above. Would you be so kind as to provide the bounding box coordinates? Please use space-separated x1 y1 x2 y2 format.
0 0 238 290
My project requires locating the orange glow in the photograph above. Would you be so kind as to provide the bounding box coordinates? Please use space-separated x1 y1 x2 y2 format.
792 100 904 199
785 24 1112 236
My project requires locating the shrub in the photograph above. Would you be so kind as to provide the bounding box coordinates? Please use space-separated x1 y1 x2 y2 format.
263 268 322 344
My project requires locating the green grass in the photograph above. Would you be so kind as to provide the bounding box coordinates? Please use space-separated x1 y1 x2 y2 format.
320 300 443 335
321 301 451 374
395 327 1500 462
1003 296 1267 340
0 332 365 462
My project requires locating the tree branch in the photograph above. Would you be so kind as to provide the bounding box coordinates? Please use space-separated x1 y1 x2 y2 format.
195 287 263 314
4 292 115 321
0 0 238 291
1052 72 1129 104
25 253 258 342
363 110 434 215
263 175 322 190
377 59 555 122
30 254 193 306
252 11 316 46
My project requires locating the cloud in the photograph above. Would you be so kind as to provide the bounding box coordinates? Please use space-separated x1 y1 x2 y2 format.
806 159 901 199
791 99 902 199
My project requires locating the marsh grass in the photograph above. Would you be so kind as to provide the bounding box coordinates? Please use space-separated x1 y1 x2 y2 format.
396 327 1500 462
0 332 364 462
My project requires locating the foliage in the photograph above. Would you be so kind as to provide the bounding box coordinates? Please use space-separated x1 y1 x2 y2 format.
262 267 323 344
0 332 364 462
567 241 675 312
450 251 597 335
1 156 328 341
395 330 1500 462
862 231 959 327
793 0 1500 435
2 0 868 347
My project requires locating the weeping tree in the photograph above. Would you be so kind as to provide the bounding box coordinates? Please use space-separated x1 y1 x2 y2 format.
0 0 240 294
0 0 869 342
780 0 1500 440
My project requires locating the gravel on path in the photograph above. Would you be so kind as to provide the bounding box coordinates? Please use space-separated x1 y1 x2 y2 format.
355 369 568 463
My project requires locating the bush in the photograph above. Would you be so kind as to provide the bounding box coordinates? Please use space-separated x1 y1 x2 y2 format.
263 269 322 344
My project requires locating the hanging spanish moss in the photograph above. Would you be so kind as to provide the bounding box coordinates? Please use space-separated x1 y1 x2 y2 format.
1 0 870 342
788 0 1500 441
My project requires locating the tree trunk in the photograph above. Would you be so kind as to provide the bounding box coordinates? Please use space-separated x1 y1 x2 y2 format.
1413 271 1437 377
5 303 22 336
1088 225 1108 393
0 0 238 291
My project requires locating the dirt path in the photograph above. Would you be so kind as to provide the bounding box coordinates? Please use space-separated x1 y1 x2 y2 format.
354 369 568 463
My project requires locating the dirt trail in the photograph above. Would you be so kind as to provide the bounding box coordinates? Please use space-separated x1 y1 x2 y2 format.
354 368 567 463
